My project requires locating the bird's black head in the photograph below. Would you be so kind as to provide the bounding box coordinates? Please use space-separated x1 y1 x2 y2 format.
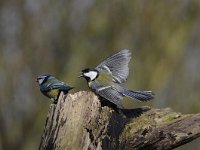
79 68 99 82
36 74 51 85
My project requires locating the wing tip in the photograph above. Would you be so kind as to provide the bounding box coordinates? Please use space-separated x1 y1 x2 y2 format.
120 49 131 55
118 49 132 61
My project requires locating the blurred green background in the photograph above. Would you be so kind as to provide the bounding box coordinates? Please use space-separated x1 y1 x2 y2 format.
0 0 200 149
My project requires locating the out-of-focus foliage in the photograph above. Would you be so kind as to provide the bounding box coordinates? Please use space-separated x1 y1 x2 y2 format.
0 0 200 149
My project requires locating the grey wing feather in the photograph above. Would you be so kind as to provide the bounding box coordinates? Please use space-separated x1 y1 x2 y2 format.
115 85 154 101
50 82 73 91
96 49 131 83
42 82 72 92
40 82 64 92
95 86 124 109
49 82 65 89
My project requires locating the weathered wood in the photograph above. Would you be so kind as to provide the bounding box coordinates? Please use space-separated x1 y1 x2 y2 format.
39 91 200 150
119 109 200 150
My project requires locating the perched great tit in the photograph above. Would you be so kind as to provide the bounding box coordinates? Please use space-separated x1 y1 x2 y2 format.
79 49 154 109
36 74 73 104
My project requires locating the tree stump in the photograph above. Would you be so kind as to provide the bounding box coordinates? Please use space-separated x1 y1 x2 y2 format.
39 91 200 150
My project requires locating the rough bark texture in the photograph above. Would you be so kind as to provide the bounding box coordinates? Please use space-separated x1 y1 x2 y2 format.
39 91 200 150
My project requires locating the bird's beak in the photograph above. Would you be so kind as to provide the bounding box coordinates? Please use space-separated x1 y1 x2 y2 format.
78 72 83 78
35 78 38 82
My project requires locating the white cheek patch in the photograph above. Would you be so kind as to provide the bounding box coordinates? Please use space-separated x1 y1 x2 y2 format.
84 71 98 80
38 78 45 84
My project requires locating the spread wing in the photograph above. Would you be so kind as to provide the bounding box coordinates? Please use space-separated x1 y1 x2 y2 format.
96 49 131 84
90 82 124 108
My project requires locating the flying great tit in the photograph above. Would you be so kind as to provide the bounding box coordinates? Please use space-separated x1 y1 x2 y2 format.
79 49 154 109
36 74 73 104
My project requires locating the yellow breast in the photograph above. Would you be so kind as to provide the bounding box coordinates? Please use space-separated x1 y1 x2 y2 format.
47 89 60 99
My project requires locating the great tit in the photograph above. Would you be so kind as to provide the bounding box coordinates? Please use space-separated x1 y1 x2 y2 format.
79 49 154 109
36 74 73 104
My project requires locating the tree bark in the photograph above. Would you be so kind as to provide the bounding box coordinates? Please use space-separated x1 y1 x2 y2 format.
39 91 200 150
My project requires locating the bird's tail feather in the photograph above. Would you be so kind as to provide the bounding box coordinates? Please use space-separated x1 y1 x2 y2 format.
122 88 154 101
61 86 74 94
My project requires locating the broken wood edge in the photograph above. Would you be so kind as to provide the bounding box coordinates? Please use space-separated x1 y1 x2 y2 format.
39 91 200 150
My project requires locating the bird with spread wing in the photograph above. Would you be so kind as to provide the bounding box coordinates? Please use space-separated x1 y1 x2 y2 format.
79 49 154 109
